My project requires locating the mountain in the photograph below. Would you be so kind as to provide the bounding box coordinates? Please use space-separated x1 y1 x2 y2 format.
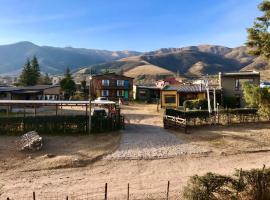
0 42 269 81
76 44 269 82
0 41 141 74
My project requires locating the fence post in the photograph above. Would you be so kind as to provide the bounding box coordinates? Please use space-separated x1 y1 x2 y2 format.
66 196 69 200
127 183 130 200
33 192 36 200
7 198 10 200
105 183 108 200
166 181 170 200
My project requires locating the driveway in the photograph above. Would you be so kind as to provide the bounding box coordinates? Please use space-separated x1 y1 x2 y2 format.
105 104 210 160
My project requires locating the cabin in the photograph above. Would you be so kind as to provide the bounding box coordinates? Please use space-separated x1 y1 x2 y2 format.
160 84 221 108
133 85 160 103
0 85 61 100
219 71 260 107
91 73 133 101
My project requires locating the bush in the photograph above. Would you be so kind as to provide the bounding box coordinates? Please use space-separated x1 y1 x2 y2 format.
183 99 208 110
183 166 270 200
223 96 239 109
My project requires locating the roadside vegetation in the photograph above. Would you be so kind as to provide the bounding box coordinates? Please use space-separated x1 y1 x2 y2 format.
183 165 270 200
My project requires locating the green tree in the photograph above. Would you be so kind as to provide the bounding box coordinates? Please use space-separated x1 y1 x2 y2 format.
246 0 270 59
39 73 51 85
19 59 32 86
30 56 40 85
243 83 270 119
60 68 76 99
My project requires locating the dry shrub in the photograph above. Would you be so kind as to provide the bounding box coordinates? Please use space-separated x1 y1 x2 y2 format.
183 165 270 200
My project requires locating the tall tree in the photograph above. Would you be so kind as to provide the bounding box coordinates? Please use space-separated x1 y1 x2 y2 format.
30 56 41 85
246 0 270 59
19 59 32 86
60 68 76 99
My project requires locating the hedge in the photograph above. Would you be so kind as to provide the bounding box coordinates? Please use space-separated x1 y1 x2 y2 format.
165 108 258 120
0 115 123 135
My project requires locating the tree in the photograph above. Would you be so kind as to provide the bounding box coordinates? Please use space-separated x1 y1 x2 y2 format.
19 56 41 86
30 56 40 85
60 68 76 99
19 59 32 86
246 1 270 59
243 83 270 119
39 73 51 85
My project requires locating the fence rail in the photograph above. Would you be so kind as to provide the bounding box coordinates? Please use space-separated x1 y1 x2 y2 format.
4 181 173 200
164 108 262 133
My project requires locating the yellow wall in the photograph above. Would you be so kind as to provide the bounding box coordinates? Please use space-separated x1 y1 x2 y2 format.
197 92 206 99
161 91 207 108
161 90 178 108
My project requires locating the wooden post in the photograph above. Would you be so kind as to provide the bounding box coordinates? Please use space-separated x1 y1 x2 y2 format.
34 105 37 117
127 183 130 200
166 181 170 200
66 196 69 200
7 198 10 200
105 183 108 200
24 106 26 118
55 105 58 116
33 192 36 200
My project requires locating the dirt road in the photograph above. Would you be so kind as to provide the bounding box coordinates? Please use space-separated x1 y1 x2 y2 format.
2 104 270 199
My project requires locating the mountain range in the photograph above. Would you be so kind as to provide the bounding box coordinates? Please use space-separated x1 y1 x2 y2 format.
0 41 140 74
0 41 269 81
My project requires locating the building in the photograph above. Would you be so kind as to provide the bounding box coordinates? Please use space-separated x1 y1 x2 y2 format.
91 73 133 101
133 85 160 103
156 77 181 88
0 85 61 100
219 71 260 107
160 84 221 108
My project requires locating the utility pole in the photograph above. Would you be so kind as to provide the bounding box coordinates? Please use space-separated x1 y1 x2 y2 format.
89 75 92 134
205 75 211 116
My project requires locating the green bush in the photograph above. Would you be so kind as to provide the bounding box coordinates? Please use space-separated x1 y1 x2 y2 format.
183 99 208 110
183 166 270 200
223 96 239 109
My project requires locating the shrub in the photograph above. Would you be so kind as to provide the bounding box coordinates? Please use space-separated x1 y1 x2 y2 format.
183 99 208 110
183 166 270 200
223 96 239 109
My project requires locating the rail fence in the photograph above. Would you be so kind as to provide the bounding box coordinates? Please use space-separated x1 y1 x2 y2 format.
163 108 264 133
4 181 174 200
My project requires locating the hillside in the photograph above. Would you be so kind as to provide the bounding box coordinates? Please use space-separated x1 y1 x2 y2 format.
0 41 141 74
77 45 269 82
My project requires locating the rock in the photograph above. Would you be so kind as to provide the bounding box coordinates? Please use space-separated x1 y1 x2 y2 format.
17 131 43 151
46 154 56 158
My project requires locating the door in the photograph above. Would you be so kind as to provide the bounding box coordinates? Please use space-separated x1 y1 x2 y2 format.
124 90 129 100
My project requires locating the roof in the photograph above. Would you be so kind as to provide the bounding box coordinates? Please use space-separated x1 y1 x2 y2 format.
0 100 116 106
220 71 260 77
135 85 160 89
162 84 221 93
92 73 133 79
0 85 60 93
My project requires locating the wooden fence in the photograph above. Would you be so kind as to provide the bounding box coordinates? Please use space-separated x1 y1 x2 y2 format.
163 108 262 133
5 181 172 200
0 114 124 134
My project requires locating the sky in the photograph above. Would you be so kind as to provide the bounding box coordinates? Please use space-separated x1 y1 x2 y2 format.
0 0 262 51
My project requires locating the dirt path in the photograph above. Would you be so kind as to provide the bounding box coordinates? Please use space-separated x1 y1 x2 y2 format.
2 104 270 199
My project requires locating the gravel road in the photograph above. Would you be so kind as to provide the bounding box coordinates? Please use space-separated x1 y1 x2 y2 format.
105 105 210 160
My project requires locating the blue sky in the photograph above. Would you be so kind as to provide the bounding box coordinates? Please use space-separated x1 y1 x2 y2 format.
0 0 262 51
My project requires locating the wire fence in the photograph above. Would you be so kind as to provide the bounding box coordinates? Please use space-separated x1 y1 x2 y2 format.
4 181 178 200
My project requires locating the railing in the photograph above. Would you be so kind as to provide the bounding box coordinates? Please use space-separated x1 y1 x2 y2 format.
163 115 187 133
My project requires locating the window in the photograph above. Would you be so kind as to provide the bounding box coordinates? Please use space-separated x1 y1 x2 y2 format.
102 80 110 86
117 80 124 86
101 90 109 97
117 90 124 97
235 78 254 90
164 95 176 104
